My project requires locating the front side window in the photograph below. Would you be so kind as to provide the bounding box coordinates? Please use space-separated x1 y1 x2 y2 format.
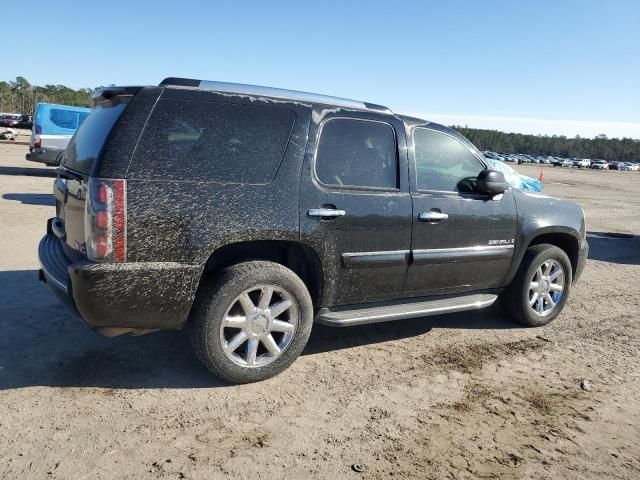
413 128 485 192
315 118 397 189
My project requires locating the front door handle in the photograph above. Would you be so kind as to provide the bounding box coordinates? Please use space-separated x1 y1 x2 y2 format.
419 211 449 222
308 208 346 218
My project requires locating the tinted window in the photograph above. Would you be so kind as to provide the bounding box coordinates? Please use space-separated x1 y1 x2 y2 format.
414 128 485 192
50 109 90 130
315 118 397 189
130 99 295 183
64 102 127 174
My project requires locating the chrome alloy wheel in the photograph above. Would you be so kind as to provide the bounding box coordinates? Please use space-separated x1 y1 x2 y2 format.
219 285 298 368
528 259 565 316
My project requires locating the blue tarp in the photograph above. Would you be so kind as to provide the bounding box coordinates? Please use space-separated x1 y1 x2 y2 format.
486 158 542 192
34 103 91 136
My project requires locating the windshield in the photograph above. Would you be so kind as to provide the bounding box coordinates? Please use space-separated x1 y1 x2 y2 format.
63 100 128 175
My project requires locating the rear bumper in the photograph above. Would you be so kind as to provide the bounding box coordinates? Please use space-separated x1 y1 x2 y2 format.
38 231 203 331
26 147 62 165
574 238 588 283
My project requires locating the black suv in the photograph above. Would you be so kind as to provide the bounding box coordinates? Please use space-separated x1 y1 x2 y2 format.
39 78 588 383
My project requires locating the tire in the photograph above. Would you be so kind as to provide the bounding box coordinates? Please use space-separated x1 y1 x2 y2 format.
189 261 314 384
503 244 572 327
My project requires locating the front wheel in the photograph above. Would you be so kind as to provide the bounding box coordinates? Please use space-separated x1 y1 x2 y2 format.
189 261 314 383
503 244 572 327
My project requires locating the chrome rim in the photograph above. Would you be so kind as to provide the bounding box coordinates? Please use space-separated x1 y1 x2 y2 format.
219 285 298 368
528 259 565 317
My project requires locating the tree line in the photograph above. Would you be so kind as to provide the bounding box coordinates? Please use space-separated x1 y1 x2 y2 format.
453 126 640 163
0 76 93 116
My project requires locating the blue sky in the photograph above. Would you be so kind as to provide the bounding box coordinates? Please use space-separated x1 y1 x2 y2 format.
2 0 639 138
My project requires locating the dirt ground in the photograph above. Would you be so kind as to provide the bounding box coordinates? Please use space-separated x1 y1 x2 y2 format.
1 143 639 479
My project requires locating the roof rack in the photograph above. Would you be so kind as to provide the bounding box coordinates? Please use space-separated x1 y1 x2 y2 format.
159 77 391 112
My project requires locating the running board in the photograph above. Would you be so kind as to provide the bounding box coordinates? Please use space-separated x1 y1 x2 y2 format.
315 294 498 327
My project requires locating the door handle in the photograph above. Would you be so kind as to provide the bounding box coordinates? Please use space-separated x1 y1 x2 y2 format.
419 211 448 222
308 208 346 218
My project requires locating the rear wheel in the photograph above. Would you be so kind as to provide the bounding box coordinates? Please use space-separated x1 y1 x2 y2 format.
189 261 313 383
503 244 572 327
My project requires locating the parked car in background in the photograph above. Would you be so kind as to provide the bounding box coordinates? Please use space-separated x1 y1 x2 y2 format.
26 103 91 165
562 159 573 168
38 78 588 383
17 115 33 129
1 114 21 127
609 161 622 170
572 158 590 168
590 160 609 170
619 162 639 171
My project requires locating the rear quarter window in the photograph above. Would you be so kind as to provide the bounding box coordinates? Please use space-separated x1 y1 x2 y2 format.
128 99 295 183
64 101 128 174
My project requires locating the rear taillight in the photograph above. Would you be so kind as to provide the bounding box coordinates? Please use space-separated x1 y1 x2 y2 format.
34 138 41 149
85 178 127 262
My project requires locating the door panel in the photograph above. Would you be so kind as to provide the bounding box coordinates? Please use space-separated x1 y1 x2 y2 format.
406 125 517 296
300 189 412 305
406 191 517 295
300 112 412 306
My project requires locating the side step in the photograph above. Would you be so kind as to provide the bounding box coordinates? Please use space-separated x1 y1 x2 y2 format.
315 294 498 327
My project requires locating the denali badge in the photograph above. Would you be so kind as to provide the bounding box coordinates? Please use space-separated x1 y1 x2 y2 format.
488 239 515 246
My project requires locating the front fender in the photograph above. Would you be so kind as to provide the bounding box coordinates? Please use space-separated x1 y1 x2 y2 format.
503 190 585 285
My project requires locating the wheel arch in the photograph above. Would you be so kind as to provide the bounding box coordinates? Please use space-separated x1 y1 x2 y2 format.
503 227 582 288
525 231 580 281
196 240 324 308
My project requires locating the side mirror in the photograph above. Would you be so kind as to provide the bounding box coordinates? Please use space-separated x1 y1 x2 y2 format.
476 169 510 195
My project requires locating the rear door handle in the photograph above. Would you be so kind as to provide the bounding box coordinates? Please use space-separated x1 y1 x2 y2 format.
308 208 346 218
419 211 448 222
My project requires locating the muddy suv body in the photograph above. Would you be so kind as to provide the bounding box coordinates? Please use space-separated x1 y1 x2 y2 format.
39 78 588 383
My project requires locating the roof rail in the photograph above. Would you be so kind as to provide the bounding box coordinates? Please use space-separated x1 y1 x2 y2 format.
159 77 391 112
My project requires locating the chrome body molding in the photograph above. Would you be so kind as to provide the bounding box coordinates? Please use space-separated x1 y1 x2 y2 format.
342 245 514 268
412 245 515 264
342 250 411 269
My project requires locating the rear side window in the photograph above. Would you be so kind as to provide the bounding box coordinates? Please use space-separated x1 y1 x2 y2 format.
129 99 295 183
315 118 397 189
64 101 128 174
50 109 90 130
413 128 485 192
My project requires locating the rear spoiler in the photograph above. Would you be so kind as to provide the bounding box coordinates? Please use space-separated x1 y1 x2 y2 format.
91 86 142 107
159 77 200 87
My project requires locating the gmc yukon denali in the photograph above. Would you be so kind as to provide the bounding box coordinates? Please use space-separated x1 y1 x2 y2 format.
38 78 588 383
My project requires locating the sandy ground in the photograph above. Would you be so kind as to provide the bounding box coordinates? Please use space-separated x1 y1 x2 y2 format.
0 144 639 479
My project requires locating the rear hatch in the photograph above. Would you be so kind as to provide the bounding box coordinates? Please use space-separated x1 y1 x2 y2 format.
53 92 133 264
